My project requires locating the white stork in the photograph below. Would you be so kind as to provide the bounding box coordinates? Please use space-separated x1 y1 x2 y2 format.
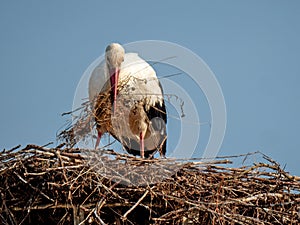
88 43 167 158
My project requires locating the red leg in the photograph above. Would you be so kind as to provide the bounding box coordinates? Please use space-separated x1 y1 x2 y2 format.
140 132 144 158
95 131 102 149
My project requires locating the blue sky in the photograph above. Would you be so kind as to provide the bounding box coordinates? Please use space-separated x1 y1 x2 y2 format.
0 1 299 175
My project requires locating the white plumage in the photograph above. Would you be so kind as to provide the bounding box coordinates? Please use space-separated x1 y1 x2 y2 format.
88 43 167 158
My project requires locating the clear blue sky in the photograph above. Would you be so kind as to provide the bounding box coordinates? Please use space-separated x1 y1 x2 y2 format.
0 1 299 175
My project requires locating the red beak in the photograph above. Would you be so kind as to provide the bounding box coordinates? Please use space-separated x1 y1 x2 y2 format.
109 68 119 113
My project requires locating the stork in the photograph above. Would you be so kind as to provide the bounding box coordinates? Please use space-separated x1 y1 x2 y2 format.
88 43 167 158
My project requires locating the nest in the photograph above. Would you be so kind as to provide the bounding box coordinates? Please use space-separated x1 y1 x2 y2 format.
2 78 299 224
1 144 300 225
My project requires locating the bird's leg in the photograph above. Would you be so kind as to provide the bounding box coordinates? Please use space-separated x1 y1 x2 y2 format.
139 132 145 158
95 131 102 149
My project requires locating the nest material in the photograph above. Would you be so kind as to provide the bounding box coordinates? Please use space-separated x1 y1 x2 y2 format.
57 76 150 148
58 89 112 148
0 144 300 225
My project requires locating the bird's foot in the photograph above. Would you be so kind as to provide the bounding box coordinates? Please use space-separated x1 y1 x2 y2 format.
95 131 102 149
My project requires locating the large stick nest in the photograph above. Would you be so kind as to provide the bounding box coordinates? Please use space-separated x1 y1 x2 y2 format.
0 144 299 225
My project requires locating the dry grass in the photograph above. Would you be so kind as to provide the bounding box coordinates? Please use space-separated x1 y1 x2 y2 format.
1 144 299 225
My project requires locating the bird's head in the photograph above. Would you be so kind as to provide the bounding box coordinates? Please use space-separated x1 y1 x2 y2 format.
105 43 125 70
105 43 125 112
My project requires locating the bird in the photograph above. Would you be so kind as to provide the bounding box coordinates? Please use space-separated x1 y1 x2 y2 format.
88 43 167 158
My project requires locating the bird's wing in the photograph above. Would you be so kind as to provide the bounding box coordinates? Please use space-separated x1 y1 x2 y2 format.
119 53 164 109
88 60 108 102
117 53 167 156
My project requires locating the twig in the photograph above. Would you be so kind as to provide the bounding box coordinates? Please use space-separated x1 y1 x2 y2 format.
122 189 149 220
